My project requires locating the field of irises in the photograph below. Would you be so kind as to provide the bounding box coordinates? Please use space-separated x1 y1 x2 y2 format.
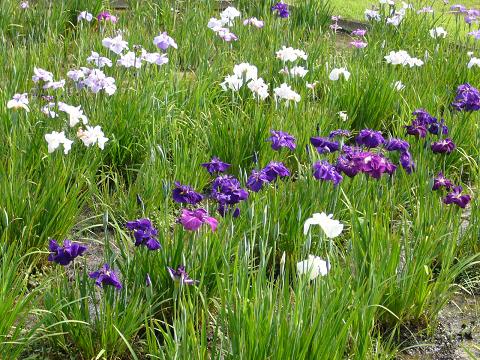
1 0 480 359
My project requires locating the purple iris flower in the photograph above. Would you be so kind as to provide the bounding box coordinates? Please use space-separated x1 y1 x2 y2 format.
97 11 117 23
271 2 289 18
405 120 428 138
450 4 467 13
310 137 340 153
89 264 122 289
201 157 231 174
433 172 453 191
267 130 296 151
384 138 410 152
48 239 87 266
125 218 161 250
362 153 397 179
399 151 415 174
328 129 351 138
336 155 361 178
172 182 203 205
355 129 385 148
262 161 290 181
443 186 471 208
431 138 456 154
212 175 249 204
146 273 152 287
313 160 343 186
167 265 198 285
179 208 218 232
412 109 436 124
451 83 480 111
351 29 367 36
469 30 480 40
428 119 449 135
247 169 271 192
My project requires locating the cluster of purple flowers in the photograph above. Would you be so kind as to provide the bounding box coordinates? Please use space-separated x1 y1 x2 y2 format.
211 174 249 216
432 172 471 208
172 182 203 205
451 83 480 112
267 130 296 151
247 161 290 192
271 2 289 18
450 5 480 25
405 109 448 138
336 147 398 179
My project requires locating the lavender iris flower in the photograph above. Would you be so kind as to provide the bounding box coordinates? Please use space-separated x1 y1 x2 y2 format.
201 157 231 174
125 218 161 250
48 239 87 266
97 11 117 23
271 2 289 18
262 161 290 181
431 138 456 154
247 169 271 192
443 186 471 208
167 265 198 285
310 137 340 153
267 130 296 151
451 83 480 111
313 161 343 186
355 129 385 148
89 264 122 289
172 182 203 205
433 172 453 191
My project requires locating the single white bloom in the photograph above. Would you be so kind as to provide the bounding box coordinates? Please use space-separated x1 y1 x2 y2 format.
207 17 224 31
117 51 142 68
67 69 86 82
102 34 128 54
379 0 395 4
306 81 318 90
280 251 286 275
384 50 423 67
220 74 243 91
45 131 73 154
273 83 301 104
467 51 474 57
220 6 241 25
386 13 404 26
296 255 330 280
429 27 447 39
365 9 381 21
233 63 258 82
393 80 405 91
289 66 308 78
32 67 54 83
276 46 308 62
141 50 169 65
303 212 344 238
58 102 88 127
247 78 269 100
329 67 350 81
7 93 29 112
243 17 264 28
41 102 57 118
78 11 93 22
77 125 109 150
338 111 348 121
87 51 112 68
468 57 480 69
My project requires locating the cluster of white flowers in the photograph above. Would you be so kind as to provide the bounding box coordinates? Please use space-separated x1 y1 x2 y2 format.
207 6 241 42
276 46 308 62
221 63 269 100
384 50 424 67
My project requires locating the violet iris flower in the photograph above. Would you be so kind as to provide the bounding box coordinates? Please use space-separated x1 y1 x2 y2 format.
125 218 161 250
167 265 198 285
211 175 248 217
97 11 117 23
451 83 480 111
172 182 203 205
313 161 343 186
271 2 289 18
431 138 456 154
247 169 271 192
310 137 340 153
262 161 290 181
48 239 87 266
433 172 453 190
267 130 296 151
179 208 218 231
362 153 397 179
89 264 122 289
355 129 385 148
201 157 231 174
384 138 410 152
405 120 428 138
399 151 415 174
443 186 471 208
